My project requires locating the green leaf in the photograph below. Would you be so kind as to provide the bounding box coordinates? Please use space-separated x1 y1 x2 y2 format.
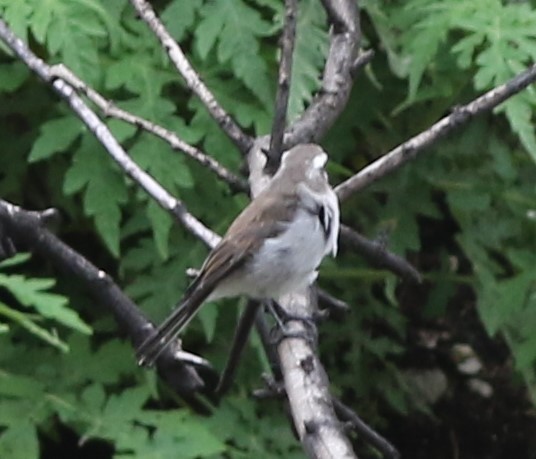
130 135 194 192
28 116 82 162
448 189 491 212
0 302 69 352
161 0 202 42
0 0 32 45
195 0 274 108
29 0 54 43
64 135 128 256
0 371 45 398
29 0 121 82
478 272 534 335
198 301 218 342
288 0 328 120
0 274 92 335
0 253 31 268
146 200 173 260
503 96 536 164
0 62 29 92
0 422 39 459
142 411 226 459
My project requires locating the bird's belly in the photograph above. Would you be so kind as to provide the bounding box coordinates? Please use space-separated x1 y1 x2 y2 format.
214 209 328 300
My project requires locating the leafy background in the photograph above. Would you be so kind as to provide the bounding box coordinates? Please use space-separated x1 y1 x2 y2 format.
0 0 535 457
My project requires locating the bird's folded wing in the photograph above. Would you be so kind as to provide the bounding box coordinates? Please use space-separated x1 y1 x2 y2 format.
136 192 300 367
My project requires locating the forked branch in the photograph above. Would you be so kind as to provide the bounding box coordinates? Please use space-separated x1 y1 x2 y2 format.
49 64 248 193
0 18 220 249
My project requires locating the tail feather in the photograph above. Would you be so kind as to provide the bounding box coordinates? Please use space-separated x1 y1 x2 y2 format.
136 283 213 367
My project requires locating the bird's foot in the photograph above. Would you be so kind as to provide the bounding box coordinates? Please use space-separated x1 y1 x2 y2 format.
266 300 318 346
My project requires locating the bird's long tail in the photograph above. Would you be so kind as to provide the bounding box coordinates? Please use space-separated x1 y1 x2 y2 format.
136 283 213 367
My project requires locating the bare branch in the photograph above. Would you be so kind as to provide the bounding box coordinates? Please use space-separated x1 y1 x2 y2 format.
0 199 216 404
340 225 422 283
317 288 350 313
335 62 536 201
285 0 360 146
251 372 400 458
49 64 248 193
276 290 356 459
350 49 374 78
266 0 298 173
216 301 261 397
129 0 253 154
332 398 400 459
0 18 220 249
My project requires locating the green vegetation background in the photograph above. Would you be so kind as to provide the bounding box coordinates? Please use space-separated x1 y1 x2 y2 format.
0 0 535 457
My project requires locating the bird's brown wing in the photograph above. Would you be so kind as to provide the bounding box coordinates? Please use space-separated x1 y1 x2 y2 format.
136 191 298 367
194 189 298 290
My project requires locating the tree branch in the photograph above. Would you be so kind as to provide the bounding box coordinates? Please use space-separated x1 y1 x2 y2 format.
350 49 374 78
129 0 253 154
0 199 216 405
285 0 360 146
335 62 536 201
49 64 248 193
276 290 356 458
0 18 220 250
332 398 400 459
252 292 399 458
266 0 298 174
340 225 421 283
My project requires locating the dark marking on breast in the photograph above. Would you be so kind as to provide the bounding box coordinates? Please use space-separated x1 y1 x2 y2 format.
277 246 291 257
317 205 331 240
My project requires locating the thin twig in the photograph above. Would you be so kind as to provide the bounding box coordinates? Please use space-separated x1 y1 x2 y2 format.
266 0 298 174
332 398 400 459
216 301 261 397
0 18 220 249
49 64 248 193
350 49 374 77
284 0 360 147
340 225 422 283
335 62 536 201
317 288 350 313
129 0 253 154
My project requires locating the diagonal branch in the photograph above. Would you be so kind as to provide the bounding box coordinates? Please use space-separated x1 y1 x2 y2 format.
335 62 536 201
49 64 248 193
129 0 253 154
0 199 216 404
340 225 421 283
266 0 298 174
0 18 220 250
285 0 361 147
276 291 356 458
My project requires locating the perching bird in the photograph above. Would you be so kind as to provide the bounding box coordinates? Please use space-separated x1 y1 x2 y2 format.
136 143 340 367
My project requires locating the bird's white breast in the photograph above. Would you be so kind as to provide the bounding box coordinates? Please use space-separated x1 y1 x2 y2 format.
210 171 339 302
211 206 331 301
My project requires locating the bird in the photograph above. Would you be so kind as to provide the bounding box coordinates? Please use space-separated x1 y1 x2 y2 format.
136 143 340 367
